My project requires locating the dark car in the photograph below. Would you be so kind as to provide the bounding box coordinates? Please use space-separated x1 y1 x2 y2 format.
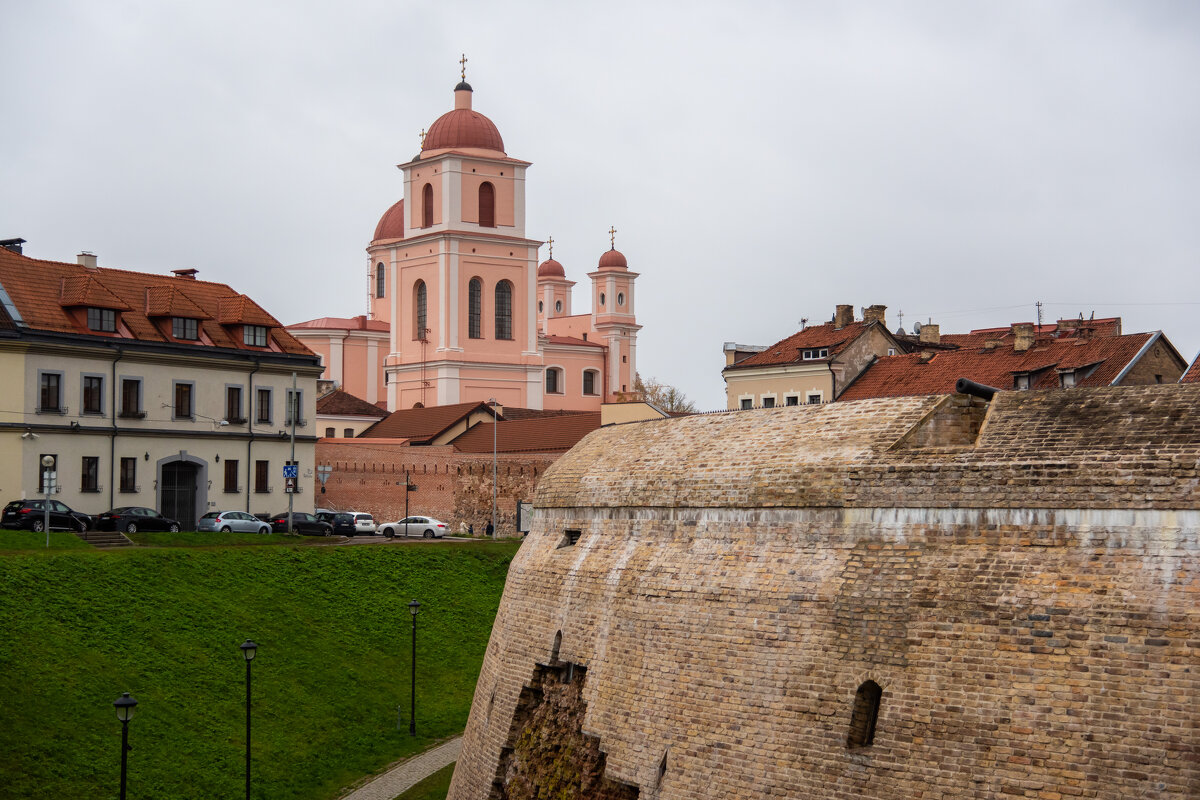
315 511 356 536
268 512 333 536
96 507 182 534
2 499 92 533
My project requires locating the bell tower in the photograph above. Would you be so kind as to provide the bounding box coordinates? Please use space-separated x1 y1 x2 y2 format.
588 228 641 398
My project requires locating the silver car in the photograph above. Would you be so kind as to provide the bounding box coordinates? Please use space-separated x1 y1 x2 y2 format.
198 510 271 534
378 516 449 539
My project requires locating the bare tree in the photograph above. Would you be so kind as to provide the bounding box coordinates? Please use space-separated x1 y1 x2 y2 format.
633 373 698 414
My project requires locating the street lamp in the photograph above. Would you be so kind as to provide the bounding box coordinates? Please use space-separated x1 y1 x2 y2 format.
407 600 420 735
240 640 257 800
487 399 498 538
40 454 54 547
113 692 137 800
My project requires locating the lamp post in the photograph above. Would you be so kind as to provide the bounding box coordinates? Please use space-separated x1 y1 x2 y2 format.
407 600 420 735
487 399 498 538
240 639 257 800
41 454 54 547
113 692 137 800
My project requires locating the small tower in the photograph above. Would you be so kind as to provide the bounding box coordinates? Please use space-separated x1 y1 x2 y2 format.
588 228 641 398
536 236 575 332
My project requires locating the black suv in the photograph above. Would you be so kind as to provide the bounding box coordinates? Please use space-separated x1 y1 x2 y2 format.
2 499 93 532
315 511 356 536
267 512 333 536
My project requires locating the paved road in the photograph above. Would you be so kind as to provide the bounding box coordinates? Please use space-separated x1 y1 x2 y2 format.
340 736 462 800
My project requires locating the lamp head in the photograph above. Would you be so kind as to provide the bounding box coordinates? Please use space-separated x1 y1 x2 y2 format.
40 455 55 468
240 639 258 661
408 599 420 616
113 692 137 723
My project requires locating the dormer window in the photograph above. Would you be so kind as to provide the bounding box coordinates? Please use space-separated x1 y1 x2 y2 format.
172 317 199 340
802 348 829 360
243 325 268 347
87 307 116 332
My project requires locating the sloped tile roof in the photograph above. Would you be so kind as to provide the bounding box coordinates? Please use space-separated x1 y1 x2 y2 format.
494 407 595 421
145 285 212 319
544 334 606 349
839 333 1156 401
316 389 389 419
724 321 873 370
0 246 314 356
288 315 389 332
450 413 601 453
1183 353 1200 384
358 401 496 442
59 275 132 310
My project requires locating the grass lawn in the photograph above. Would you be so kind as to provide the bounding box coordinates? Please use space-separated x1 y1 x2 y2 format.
395 762 455 800
127 530 301 547
0 530 94 551
0 540 519 800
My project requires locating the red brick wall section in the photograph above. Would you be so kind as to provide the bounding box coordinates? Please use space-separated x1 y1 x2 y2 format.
314 440 559 534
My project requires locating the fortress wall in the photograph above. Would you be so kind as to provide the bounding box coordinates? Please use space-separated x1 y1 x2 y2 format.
451 505 1197 799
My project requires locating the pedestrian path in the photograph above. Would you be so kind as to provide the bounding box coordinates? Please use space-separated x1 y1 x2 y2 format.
340 736 462 800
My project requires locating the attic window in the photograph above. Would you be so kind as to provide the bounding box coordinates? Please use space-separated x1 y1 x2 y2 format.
172 317 199 340
558 529 582 548
802 348 829 360
87 307 116 332
1059 371 1077 388
243 325 268 347
1014 374 1032 390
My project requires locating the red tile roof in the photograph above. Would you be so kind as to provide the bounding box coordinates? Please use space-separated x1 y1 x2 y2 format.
358 401 496 443
839 333 1158 401
724 321 875 370
0 247 314 356
288 315 389 332
450 413 601 453
544 334 606 349
316 389 389 419
1182 353 1200 384
494 407 595 421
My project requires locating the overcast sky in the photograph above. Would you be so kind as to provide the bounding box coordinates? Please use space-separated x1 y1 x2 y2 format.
4 1 1198 410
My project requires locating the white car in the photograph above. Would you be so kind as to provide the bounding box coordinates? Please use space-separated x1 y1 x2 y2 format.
351 512 377 535
378 515 449 539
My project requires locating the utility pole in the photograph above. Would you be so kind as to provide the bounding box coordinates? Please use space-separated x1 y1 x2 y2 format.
288 371 296 534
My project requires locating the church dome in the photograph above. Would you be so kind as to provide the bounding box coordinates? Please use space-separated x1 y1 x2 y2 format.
372 199 405 242
597 248 628 270
537 258 565 278
422 83 505 154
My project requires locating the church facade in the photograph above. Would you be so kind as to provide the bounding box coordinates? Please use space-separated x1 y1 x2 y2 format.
290 76 641 413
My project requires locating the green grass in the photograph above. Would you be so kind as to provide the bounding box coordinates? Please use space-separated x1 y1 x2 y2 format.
127 530 301 547
0 530 94 551
395 761 455 800
0 540 519 800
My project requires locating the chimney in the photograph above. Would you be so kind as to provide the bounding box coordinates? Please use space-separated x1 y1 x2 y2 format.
919 323 940 344
862 304 887 327
1012 323 1035 352
77 251 97 269
171 268 199 280
833 304 854 329
0 237 25 254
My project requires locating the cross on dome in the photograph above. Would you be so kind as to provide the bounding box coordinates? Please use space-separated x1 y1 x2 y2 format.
608 226 617 249
459 53 468 82
419 128 426 147
547 235 554 259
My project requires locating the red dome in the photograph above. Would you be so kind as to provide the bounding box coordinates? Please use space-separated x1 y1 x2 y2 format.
597 248 628 269
537 258 565 278
423 109 505 153
373 199 404 242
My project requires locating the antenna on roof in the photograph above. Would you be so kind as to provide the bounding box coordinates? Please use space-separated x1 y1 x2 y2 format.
799 317 808 330
1036 300 1043 328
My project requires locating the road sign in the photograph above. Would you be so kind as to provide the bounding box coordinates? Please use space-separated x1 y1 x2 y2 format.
283 464 299 479
285 477 296 493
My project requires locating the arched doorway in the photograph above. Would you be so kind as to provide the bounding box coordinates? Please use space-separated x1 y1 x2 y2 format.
157 453 208 530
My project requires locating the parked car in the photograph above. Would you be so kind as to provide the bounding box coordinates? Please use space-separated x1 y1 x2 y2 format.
351 512 377 535
267 512 332 536
315 511 356 536
1 499 93 533
378 516 449 539
197 511 271 534
96 507 181 534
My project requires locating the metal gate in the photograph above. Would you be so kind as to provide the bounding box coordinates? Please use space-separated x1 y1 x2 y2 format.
160 461 198 530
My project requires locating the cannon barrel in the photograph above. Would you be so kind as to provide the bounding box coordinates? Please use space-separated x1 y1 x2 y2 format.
955 378 999 400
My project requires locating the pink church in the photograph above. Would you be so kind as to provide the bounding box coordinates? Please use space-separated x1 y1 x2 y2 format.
290 76 641 413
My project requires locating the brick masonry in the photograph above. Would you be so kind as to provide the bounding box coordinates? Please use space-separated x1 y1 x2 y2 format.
449 384 1200 799
314 440 559 533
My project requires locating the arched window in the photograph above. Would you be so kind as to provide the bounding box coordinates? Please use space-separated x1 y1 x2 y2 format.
413 280 427 340
538 300 544 313
422 183 433 228
546 367 563 394
468 278 482 339
495 280 513 340
375 263 385 298
555 300 562 313
478 182 495 228
847 680 883 748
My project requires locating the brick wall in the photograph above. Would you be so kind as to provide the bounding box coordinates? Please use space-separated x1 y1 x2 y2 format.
448 385 1200 799
314 439 560 534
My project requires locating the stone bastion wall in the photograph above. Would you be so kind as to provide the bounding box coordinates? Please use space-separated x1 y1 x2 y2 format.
448 386 1200 800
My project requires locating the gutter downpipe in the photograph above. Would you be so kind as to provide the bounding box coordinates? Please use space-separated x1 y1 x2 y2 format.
245 361 260 513
109 347 123 510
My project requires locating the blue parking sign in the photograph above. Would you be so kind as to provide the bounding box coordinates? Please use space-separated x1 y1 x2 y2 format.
282 464 299 479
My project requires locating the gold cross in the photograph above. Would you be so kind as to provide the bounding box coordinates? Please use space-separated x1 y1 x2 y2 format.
419 128 426 147
459 53 468 81
608 226 617 249
546 235 554 259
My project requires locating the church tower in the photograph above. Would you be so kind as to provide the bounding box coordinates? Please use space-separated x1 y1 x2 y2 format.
589 231 641 398
367 67 544 410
